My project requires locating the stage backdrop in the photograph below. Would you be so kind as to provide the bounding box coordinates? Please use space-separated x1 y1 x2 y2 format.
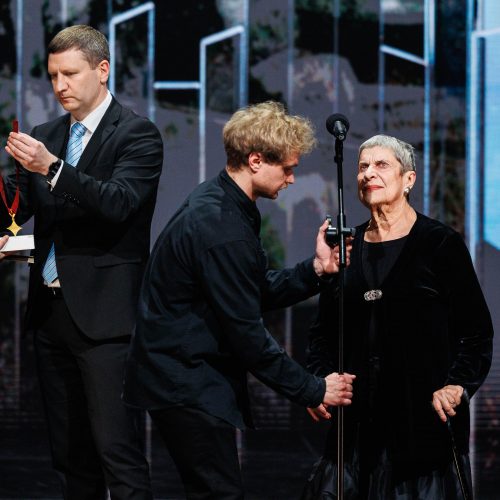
0 1 498 498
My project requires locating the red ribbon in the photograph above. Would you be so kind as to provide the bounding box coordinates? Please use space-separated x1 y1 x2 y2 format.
0 165 20 219
1 118 21 219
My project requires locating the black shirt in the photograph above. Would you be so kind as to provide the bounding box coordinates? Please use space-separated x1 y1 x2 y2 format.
362 236 408 289
361 236 408 429
124 169 327 428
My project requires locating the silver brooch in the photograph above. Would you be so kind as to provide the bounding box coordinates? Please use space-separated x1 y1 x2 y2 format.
364 289 383 301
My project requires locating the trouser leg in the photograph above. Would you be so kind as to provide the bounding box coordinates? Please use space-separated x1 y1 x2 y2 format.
35 312 107 500
34 292 152 500
78 340 152 500
150 406 244 500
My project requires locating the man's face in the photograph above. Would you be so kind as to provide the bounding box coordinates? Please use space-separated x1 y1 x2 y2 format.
253 153 299 200
48 48 109 121
357 146 414 208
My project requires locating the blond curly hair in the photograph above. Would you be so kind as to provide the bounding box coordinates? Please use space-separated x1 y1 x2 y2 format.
223 101 317 169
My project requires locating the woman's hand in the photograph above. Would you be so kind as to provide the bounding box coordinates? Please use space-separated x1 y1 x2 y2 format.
432 384 464 422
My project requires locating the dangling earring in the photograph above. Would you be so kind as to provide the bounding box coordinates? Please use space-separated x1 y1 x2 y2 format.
404 186 411 196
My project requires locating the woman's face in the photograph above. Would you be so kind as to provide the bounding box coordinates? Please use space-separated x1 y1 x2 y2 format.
357 146 415 209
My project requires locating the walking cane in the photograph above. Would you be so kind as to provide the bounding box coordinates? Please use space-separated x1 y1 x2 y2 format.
446 417 471 500
325 114 356 500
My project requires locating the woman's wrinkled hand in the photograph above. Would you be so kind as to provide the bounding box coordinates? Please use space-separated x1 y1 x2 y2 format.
432 385 464 422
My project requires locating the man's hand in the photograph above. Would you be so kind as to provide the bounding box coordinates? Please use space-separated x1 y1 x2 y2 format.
432 384 464 422
5 131 57 175
308 372 356 422
307 373 356 422
313 219 352 276
323 371 355 405
307 403 331 422
0 235 9 260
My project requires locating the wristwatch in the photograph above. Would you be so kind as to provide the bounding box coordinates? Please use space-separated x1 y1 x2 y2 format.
46 158 63 183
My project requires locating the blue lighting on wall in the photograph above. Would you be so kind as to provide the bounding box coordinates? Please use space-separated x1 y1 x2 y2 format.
468 1 500 254
483 2 500 249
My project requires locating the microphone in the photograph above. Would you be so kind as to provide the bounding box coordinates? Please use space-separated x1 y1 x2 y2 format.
326 113 350 141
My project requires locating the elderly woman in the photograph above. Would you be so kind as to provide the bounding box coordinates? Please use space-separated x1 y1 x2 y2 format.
302 135 493 499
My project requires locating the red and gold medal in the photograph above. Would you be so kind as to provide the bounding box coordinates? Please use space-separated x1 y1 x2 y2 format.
0 120 22 236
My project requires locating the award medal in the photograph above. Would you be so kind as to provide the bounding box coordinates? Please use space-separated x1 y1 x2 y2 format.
0 120 22 236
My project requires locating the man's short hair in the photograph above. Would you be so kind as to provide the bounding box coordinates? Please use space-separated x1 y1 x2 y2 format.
358 134 416 174
48 25 110 69
223 101 317 169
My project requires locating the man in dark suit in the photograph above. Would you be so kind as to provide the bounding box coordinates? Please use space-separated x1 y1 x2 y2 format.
3 25 162 499
124 101 355 499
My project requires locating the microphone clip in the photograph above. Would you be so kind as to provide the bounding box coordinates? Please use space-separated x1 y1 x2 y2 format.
325 215 356 248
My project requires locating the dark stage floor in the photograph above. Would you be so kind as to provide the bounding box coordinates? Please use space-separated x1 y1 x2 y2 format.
0 409 328 500
2 415 500 499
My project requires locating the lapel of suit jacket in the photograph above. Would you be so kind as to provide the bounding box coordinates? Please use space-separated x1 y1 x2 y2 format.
52 115 71 158
38 115 70 211
76 97 122 174
350 220 369 292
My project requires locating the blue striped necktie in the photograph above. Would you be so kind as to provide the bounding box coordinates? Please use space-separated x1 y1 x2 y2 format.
42 122 86 284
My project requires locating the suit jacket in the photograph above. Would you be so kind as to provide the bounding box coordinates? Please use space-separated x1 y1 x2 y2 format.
1 97 163 339
308 212 493 466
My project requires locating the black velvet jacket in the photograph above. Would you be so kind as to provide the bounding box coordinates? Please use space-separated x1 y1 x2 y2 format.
308 212 493 466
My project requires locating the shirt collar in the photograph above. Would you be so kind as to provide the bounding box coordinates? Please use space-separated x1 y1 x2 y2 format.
70 91 113 134
219 169 261 234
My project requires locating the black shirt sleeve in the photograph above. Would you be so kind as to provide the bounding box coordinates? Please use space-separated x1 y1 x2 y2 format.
199 239 325 408
261 257 324 311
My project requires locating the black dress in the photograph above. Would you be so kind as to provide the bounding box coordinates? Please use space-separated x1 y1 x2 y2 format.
301 214 493 499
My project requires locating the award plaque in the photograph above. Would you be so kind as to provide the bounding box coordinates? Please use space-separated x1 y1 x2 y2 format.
0 119 35 259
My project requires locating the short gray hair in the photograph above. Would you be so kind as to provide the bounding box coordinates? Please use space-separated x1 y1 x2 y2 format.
358 135 416 173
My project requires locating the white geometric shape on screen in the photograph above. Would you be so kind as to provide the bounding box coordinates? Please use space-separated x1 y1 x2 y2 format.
276 173 335 233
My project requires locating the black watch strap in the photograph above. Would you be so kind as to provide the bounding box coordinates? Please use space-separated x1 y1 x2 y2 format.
46 159 63 182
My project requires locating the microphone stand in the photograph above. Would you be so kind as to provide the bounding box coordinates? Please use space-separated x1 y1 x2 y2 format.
326 137 356 500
